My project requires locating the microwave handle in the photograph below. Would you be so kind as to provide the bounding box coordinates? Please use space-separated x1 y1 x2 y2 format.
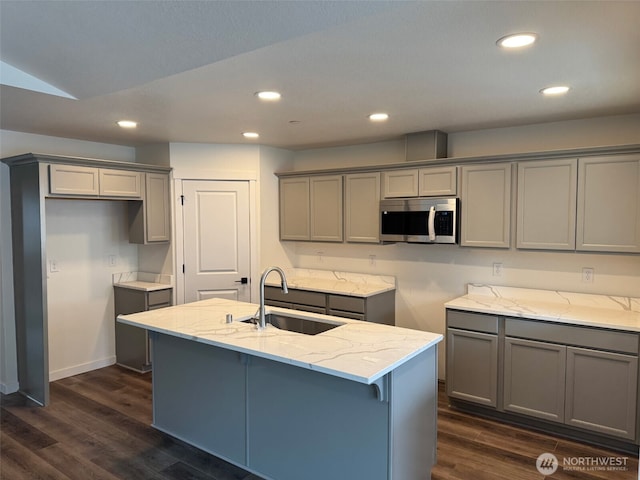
428 206 436 241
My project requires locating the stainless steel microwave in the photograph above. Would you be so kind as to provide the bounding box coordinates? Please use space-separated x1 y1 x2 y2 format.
380 197 458 244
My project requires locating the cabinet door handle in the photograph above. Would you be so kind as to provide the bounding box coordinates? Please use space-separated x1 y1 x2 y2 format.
235 277 248 284
428 205 436 242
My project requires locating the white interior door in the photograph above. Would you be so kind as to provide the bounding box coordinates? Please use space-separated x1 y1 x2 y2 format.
182 180 251 303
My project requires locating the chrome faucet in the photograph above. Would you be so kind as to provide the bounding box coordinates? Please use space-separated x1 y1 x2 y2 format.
258 266 289 329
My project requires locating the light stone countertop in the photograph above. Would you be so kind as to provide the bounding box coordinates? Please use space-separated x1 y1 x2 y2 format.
113 271 173 292
117 297 441 384
264 268 396 297
445 284 640 332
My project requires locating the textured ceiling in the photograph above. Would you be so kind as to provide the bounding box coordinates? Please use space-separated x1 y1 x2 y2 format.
1 0 639 150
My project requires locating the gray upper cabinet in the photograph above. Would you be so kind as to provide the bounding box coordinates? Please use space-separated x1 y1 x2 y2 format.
310 175 343 242
279 177 311 241
99 168 142 198
418 166 457 196
128 172 171 244
382 166 457 198
460 163 512 248
49 164 142 199
49 164 99 196
345 172 380 243
382 169 419 198
576 154 640 253
516 159 577 250
279 175 343 242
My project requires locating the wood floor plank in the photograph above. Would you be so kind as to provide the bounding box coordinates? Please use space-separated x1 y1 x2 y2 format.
0 431 71 480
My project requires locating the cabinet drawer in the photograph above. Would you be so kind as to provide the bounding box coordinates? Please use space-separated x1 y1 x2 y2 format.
505 318 638 355
446 309 498 334
328 295 365 314
265 286 326 308
148 289 172 307
265 300 293 309
292 304 327 315
329 309 365 321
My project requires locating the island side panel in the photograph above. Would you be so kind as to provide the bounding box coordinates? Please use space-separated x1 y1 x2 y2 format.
389 345 438 480
247 356 390 480
151 332 247 465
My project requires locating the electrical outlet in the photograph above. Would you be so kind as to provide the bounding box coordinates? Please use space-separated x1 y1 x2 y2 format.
317 251 324 263
108 254 117 267
582 267 594 283
492 262 503 277
369 254 377 266
50 259 59 272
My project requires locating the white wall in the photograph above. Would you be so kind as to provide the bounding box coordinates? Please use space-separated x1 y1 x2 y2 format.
279 114 640 379
45 199 138 380
0 130 135 392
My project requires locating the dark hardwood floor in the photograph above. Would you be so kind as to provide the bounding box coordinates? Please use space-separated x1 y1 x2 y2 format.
1 365 637 479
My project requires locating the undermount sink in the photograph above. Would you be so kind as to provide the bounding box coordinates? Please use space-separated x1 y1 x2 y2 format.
243 313 344 335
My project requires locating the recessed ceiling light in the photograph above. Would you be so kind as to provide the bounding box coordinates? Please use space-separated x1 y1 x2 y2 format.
117 120 137 128
497 33 537 49
242 132 260 139
255 91 281 101
369 113 389 121
540 85 570 95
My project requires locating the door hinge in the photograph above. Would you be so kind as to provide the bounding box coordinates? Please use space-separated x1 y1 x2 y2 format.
180 195 185 205
182 264 185 274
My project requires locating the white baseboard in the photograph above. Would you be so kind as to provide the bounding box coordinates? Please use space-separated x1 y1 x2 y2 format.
0 380 19 394
49 356 116 382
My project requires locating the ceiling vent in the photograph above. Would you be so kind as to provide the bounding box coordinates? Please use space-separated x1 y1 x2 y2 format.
405 130 448 161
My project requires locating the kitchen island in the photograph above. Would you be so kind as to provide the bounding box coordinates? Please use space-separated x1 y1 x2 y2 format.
118 297 442 480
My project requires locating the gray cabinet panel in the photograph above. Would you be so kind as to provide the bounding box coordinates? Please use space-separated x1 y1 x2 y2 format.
446 328 498 407
460 163 512 248
505 318 639 354
328 294 365 313
310 175 343 242
382 169 419 198
152 333 247 464
48 164 99 196
345 172 380 243
516 159 577 250
247 355 389 480
279 177 310 240
565 347 638 440
128 173 171 244
418 166 457 196
576 154 640 253
99 169 142 198
447 309 499 334
504 338 566 422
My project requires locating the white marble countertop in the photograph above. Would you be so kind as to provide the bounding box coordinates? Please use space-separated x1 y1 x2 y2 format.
112 271 173 292
445 284 640 332
265 268 396 297
118 297 441 384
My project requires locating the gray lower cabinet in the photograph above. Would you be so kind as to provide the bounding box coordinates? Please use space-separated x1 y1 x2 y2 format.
114 286 172 372
503 337 566 422
445 310 498 407
264 286 395 325
447 308 640 445
565 346 638 440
